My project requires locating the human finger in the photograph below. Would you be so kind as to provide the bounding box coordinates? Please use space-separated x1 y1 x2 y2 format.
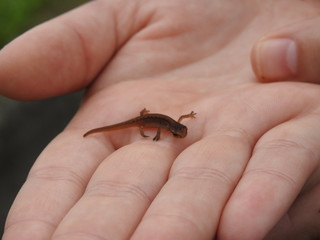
130 131 254 240
265 179 320 240
51 142 180 240
251 17 320 83
0 0 145 100
218 113 320 240
2 131 112 240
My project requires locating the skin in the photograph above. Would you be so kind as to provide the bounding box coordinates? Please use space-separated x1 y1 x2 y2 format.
1 0 320 239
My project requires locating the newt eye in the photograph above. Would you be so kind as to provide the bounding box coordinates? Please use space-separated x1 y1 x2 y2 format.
173 133 182 137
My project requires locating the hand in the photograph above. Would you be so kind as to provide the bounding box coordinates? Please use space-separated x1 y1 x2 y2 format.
1 1 320 240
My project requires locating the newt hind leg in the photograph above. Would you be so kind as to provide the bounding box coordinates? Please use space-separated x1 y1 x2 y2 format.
153 128 161 141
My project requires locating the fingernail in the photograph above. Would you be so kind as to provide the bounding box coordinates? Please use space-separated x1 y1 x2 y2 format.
255 38 298 80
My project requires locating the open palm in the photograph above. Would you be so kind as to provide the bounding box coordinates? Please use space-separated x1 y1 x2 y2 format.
2 0 320 239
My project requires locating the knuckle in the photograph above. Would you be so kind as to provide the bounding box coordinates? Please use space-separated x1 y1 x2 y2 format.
28 166 86 191
54 231 108 240
4 218 56 237
206 127 253 148
144 212 207 238
86 180 151 203
171 166 233 185
258 138 302 150
220 127 250 139
215 127 252 143
245 167 297 186
256 138 316 160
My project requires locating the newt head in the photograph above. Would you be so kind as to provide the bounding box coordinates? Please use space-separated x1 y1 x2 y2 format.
171 124 187 138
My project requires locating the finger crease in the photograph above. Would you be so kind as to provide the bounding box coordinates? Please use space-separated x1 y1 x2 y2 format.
54 231 110 240
256 138 316 161
172 167 233 185
245 168 297 186
65 21 90 81
86 180 151 203
146 212 203 236
29 166 86 191
5 218 56 233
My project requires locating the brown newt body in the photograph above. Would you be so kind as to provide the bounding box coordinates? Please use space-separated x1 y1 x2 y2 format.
83 108 196 141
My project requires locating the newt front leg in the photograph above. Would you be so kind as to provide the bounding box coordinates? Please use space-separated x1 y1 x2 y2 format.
139 125 149 138
177 111 197 123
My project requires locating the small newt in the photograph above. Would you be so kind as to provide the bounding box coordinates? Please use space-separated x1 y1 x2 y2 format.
83 108 196 141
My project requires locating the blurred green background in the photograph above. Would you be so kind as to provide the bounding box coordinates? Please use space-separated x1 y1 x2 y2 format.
0 0 88 47
0 0 88 236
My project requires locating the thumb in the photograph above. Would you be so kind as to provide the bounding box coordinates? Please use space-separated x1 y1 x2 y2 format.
251 18 320 83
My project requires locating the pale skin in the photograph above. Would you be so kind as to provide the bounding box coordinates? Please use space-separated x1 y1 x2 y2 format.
1 0 320 239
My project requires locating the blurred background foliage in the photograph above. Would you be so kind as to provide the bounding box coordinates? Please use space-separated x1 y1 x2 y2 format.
0 0 88 47
0 0 44 47
0 0 88 236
